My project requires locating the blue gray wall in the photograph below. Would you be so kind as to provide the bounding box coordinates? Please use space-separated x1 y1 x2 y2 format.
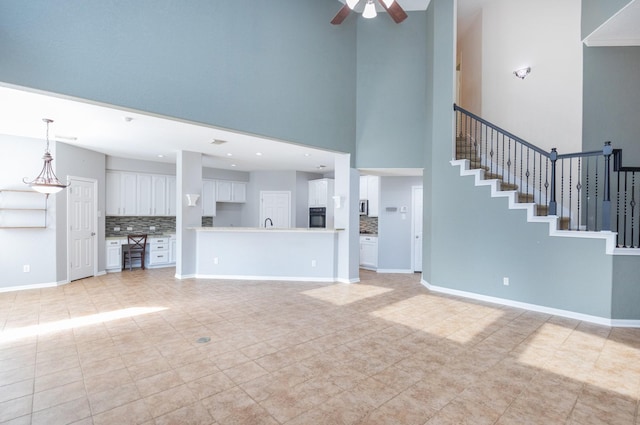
582 46 640 161
0 0 357 155
355 11 428 168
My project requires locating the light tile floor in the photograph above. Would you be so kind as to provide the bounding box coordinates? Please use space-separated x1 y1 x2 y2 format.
1 268 640 424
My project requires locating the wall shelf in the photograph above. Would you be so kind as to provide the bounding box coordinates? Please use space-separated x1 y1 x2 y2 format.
0 190 48 228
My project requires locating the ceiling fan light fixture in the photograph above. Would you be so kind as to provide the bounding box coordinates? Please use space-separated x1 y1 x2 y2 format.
346 0 359 9
362 0 377 18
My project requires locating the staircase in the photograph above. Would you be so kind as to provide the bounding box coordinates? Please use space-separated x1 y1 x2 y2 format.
454 136 571 229
451 104 631 254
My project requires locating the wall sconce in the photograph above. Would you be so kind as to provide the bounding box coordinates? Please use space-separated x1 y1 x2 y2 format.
513 67 531 79
185 194 200 207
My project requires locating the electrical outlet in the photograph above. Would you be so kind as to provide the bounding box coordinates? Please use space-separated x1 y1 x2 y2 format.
311 260 317 267
149 226 156 231
503 277 509 286
114 227 120 232
23 265 30 273
127 227 133 231
214 257 219 265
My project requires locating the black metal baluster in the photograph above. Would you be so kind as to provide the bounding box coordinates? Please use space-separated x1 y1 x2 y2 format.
576 158 582 231
633 173 637 247
546 156 551 215
595 156 599 231
602 142 613 232
585 157 590 230
623 172 628 247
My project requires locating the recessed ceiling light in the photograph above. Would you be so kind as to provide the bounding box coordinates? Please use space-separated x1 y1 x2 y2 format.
226 153 233 156
304 153 311 157
317 165 326 170
211 139 227 145
231 164 237 167
124 116 133 122
157 154 164 158
256 152 263 156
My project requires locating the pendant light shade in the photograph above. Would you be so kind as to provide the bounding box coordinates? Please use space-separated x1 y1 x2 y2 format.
23 119 69 194
362 0 377 18
380 0 395 6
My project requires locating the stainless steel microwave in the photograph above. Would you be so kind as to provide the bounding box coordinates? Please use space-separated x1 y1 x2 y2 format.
359 200 368 215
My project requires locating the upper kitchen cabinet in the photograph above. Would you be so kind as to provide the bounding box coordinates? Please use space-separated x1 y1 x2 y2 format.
216 181 246 203
308 178 334 208
359 175 379 217
106 171 176 216
106 171 138 216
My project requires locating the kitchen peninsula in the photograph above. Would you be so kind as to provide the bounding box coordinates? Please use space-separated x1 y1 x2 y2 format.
191 227 342 281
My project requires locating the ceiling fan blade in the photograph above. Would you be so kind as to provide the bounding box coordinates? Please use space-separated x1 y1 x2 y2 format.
379 0 408 24
331 4 352 25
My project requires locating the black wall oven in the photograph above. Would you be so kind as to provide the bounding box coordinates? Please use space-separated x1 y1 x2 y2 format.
309 207 327 228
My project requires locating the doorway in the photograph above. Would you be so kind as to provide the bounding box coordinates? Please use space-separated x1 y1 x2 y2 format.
411 186 423 272
260 191 291 228
68 177 97 281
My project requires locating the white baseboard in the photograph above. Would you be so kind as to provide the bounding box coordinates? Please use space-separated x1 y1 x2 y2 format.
376 269 414 274
422 279 640 328
194 274 337 283
175 273 196 280
95 271 107 277
337 277 360 283
0 281 58 293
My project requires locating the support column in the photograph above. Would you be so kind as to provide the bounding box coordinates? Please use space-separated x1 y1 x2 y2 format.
176 150 202 279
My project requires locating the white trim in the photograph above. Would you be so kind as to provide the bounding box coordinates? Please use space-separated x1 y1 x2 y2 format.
337 277 360 283
582 0 640 47
95 271 107 277
421 279 640 328
0 274 101 292
377 269 414 274
585 38 640 47
194 274 337 283
175 273 196 280
451 160 619 255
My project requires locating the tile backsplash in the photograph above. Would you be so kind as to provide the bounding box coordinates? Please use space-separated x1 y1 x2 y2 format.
106 216 175 237
360 216 378 234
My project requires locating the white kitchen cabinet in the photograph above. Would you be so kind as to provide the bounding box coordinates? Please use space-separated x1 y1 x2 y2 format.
216 181 246 203
106 171 138 216
308 178 334 208
106 172 121 216
359 235 378 269
137 174 153 216
148 237 170 266
151 175 168 216
202 179 217 216
106 239 122 271
359 175 380 217
166 177 176 216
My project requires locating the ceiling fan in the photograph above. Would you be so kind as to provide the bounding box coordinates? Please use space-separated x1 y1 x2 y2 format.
331 0 408 25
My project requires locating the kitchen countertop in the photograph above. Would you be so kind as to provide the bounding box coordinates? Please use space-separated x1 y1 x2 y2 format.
190 227 343 233
106 233 175 240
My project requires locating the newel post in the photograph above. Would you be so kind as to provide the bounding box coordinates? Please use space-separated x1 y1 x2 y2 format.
549 148 558 216
602 141 613 231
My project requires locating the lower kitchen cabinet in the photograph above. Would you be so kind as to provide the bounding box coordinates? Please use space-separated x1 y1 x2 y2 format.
359 235 378 270
106 240 122 271
148 237 170 266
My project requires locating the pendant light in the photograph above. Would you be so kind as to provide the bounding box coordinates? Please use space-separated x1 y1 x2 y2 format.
362 0 377 18
23 118 69 194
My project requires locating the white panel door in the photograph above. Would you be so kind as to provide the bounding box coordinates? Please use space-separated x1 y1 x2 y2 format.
412 186 423 272
69 179 96 281
260 191 291 228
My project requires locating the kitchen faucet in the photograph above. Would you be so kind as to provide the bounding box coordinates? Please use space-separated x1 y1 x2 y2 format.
265 217 273 228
